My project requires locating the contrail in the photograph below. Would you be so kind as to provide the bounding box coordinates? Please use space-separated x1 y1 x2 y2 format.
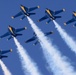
0 60 12 75
13 37 42 75
27 16 76 75
53 20 76 54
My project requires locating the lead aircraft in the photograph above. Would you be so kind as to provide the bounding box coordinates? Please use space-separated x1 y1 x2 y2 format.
11 5 40 20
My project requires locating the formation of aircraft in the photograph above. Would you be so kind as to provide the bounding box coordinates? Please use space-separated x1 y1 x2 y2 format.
25 31 53 45
64 11 76 27
11 5 40 20
0 25 27 40
38 8 65 24
0 49 12 59
0 4 75 59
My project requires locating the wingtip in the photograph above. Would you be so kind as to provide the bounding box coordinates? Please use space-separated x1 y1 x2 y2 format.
63 8 65 12
73 25 76 27
11 16 14 19
51 31 53 34
10 49 12 52
33 44 36 46
20 18 22 20
37 6 40 8
64 22 67 25
25 27 27 29
46 22 48 24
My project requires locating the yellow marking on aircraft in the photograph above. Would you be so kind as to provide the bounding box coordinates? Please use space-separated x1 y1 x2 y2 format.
46 9 53 17
9 27 14 34
21 6 26 12
73 12 76 16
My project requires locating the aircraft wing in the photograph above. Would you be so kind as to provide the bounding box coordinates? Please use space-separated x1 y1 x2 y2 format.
25 36 36 43
16 27 27 32
28 6 40 12
64 18 76 25
11 11 22 19
54 9 65 15
0 32 10 39
38 15 48 22
1 49 12 54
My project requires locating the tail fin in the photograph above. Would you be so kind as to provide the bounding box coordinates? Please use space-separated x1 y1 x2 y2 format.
29 13 36 16
20 16 25 20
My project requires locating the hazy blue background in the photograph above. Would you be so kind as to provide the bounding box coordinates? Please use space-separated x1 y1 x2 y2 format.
0 0 76 75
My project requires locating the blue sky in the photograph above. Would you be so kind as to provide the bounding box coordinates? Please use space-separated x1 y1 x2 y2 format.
0 0 76 75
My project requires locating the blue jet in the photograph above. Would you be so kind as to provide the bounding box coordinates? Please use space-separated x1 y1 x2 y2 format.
38 8 65 24
25 31 53 45
11 5 40 20
0 25 27 40
64 11 76 27
0 49 12 59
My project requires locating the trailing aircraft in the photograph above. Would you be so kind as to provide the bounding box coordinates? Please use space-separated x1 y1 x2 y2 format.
64 11 76 27
25 31 53 45
0 49 12 59
11 5 40 20
0 25 27 40
38 8 65 24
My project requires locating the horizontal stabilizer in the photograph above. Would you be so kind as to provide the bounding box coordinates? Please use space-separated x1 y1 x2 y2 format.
0 56 8 59
29 13 36 15
55 16 61 18
7 36 12 40
16 34 22 36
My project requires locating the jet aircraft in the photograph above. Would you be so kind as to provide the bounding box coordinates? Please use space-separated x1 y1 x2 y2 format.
0 49 12 59
64 11 76 27
25 31 53 45
0 25 27 40
38 8 65 24
11 5 40 20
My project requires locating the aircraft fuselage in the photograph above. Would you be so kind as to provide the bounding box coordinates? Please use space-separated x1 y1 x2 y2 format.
20 6 30 16
8 26 16 37
45 9 55 20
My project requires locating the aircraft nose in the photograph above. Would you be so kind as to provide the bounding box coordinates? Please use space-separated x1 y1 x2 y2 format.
8 25 11 28
20 4 22 6
46 8 48 10
73 11 75 13
20 4 23 7
8 25 11 27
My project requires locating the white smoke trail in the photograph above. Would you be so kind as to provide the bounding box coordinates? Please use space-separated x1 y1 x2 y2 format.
0 60 12 75
27 16 76 75
13 37 42 75
53 20 76 54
